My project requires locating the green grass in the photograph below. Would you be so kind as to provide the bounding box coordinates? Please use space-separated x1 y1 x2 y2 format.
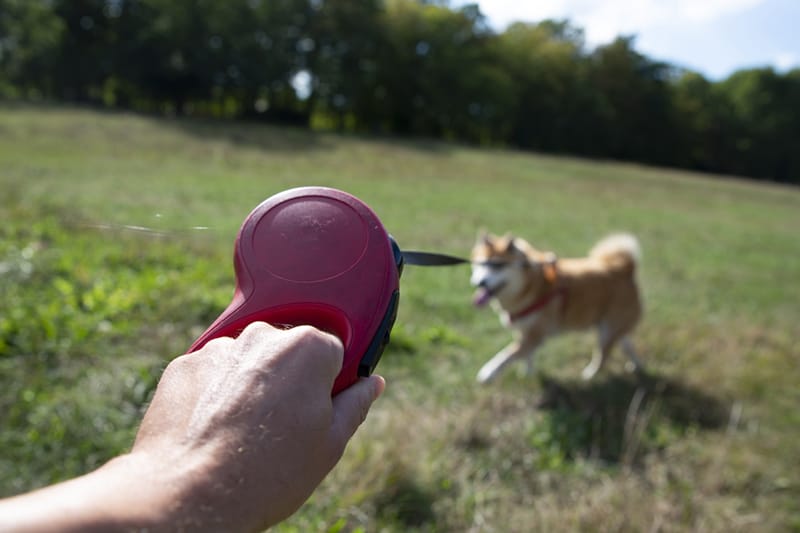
1 104 799 531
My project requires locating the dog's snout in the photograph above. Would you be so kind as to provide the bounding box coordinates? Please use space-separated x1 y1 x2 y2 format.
470 268 489 287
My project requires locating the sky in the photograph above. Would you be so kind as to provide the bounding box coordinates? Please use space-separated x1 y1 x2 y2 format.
452 0 800 80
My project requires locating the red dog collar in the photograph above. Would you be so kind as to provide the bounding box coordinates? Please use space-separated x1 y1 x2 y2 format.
509 287 567 322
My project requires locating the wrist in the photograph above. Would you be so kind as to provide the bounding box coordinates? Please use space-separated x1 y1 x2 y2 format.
103 448 221 530
98 452 191 528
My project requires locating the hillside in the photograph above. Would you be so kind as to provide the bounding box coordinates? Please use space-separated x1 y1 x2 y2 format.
1 105 798 531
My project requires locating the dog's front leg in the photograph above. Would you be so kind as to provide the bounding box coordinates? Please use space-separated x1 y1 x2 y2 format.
477 337 541 384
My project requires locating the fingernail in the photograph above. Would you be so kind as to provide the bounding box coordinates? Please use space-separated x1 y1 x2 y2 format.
372 375 386 400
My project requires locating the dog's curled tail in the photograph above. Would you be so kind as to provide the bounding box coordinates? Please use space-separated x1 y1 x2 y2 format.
589 233 641 272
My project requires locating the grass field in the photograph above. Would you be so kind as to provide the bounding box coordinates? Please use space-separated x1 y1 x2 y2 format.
1 104 799 532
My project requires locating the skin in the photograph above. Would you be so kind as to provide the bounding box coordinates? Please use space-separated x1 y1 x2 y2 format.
0 322 385 532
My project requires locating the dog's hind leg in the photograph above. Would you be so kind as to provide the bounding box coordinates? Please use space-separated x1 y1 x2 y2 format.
582 323 622 380
581 347 608 380
477 337 542 384
621 336 644 373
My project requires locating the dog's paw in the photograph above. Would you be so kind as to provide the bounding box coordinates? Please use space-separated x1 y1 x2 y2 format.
581 364 600 380
476 365 497 384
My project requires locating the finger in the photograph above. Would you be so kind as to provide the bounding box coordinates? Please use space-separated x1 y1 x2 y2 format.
233 324 344 395
235 321 279 353
328 375 385 458
196 335 236 360
281 325 345 387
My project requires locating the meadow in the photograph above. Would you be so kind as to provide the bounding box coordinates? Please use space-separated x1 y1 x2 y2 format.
1 104 798 532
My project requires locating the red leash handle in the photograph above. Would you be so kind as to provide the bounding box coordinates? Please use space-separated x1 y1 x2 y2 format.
188 187 401 395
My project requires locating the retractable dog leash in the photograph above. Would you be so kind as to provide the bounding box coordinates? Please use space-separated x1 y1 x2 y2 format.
187 186 470 395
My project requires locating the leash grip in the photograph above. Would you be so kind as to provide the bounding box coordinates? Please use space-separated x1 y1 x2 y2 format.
187 187 402 395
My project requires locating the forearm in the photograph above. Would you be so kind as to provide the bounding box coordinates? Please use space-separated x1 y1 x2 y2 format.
0 452 194 532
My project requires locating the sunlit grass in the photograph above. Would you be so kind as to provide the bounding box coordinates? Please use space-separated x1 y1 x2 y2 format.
1 104 798 531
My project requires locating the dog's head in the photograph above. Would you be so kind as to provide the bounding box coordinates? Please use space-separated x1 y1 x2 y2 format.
470 231 556 307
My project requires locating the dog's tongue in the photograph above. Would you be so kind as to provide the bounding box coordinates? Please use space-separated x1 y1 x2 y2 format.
473 287 491 307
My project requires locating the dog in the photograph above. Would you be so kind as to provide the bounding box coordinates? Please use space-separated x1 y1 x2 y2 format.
470 231 644 383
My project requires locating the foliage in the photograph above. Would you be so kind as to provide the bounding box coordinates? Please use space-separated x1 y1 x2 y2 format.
0 202 232 493
1 1 798 183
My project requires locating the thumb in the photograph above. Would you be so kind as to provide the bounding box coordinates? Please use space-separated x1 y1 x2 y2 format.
328 375 385 456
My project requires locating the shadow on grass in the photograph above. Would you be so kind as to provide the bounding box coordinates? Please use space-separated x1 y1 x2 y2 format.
533 370 731 464
371 466 438 529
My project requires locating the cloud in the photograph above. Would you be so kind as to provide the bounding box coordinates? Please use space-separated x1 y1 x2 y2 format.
467 0 768 44
774 51 797 71
680 0 764 22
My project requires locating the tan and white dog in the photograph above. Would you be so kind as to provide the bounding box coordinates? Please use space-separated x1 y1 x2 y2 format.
470 232 644 383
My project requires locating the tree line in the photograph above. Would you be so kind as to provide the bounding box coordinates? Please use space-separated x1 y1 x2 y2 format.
1 0 798 184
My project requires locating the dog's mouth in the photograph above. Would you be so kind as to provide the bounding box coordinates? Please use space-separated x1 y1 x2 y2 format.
473 280 506 307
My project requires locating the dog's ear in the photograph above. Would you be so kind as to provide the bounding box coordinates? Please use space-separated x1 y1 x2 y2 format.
500 232 516 252
541 251 558 284
476 228 490 244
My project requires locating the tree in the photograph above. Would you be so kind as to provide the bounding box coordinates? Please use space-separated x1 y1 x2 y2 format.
0 0 65 98
305 0 385 130
718 68 800 183
48 0 120 103
373 0 502 141
584 36 681 164
671 71 739 172
493 20 587 152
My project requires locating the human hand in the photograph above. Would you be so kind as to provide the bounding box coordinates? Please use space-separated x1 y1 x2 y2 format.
132 322 385 530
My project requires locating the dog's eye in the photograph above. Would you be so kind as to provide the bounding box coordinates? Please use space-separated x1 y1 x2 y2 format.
483 260 509 269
